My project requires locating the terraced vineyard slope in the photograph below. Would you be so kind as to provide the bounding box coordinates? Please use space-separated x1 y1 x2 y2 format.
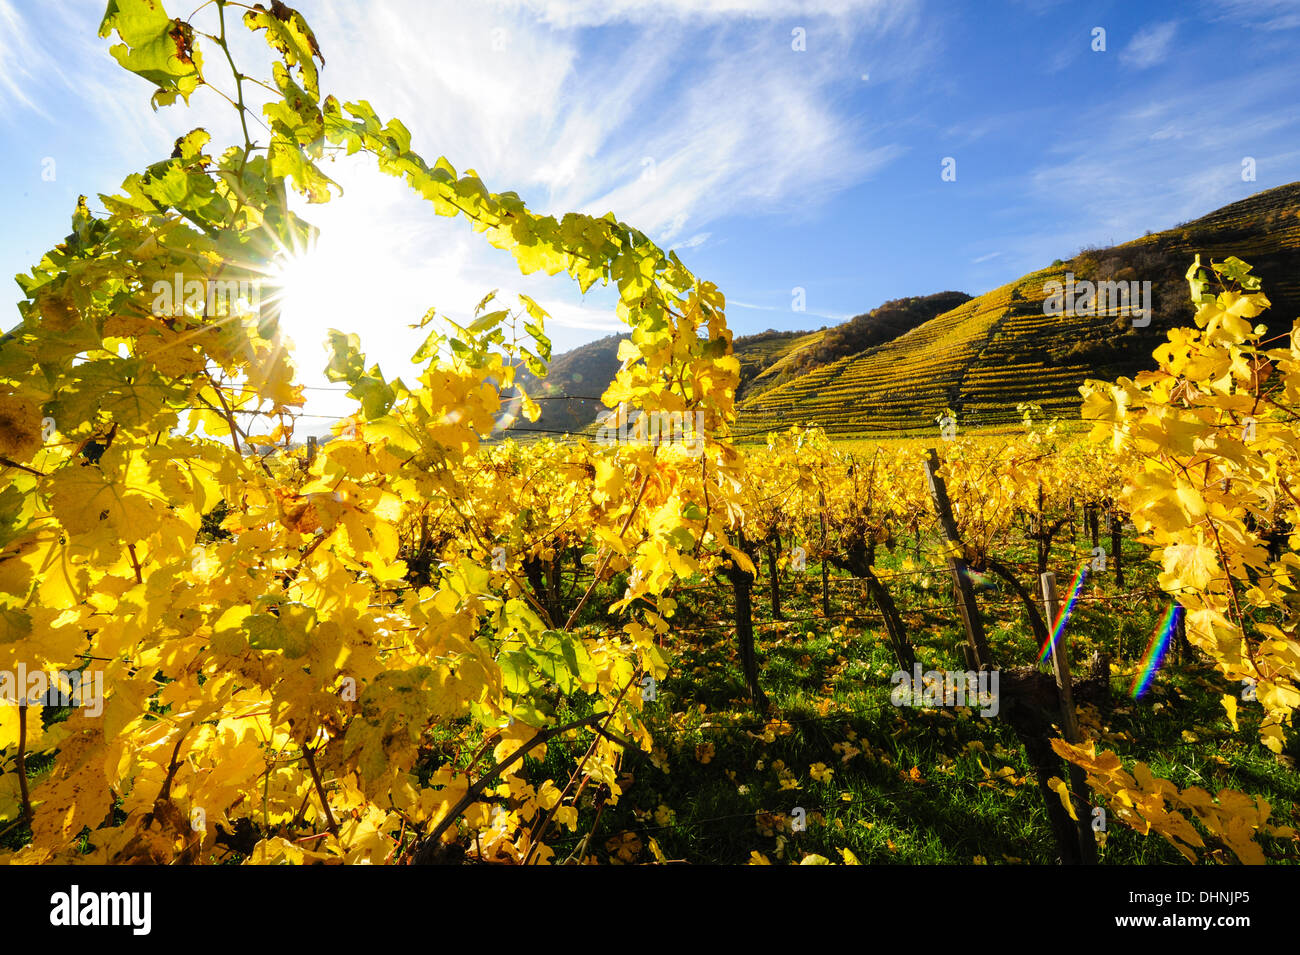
509 327 832 435
738 181 1300 436
508 294 969 436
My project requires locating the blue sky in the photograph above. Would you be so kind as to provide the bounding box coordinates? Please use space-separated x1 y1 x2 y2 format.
2 0 1299 421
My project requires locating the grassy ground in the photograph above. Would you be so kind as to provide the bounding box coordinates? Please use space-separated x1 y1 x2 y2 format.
542 531 1300 865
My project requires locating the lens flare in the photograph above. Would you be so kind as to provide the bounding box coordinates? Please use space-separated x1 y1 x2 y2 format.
1131 602 1182 699
1037 562 1088 664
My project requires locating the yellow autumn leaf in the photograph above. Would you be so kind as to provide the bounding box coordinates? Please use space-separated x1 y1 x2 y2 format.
535 779 563 811
1047 776 1078 821
0 393 44 461
0 702 45 750
518 387 540 422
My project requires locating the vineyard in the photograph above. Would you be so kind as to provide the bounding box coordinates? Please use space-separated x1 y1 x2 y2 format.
1 0 1298 871
737 186 1300 439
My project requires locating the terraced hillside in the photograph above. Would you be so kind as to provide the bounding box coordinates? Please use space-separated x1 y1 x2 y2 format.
737 181 1300 437
509 327 825 435
733 329 825 400
738 328 826 394
507 291 973 437
504 182 1300 440
738 291 972 403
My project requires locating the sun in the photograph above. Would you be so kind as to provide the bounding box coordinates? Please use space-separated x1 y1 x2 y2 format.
265 241 341 367
235 225 352 433
250 192 462 430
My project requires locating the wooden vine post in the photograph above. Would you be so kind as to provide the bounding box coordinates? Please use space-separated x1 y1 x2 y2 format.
766 532 783 620
726 530 769 712
817 489 831 618
1036 481 1049 575
923 448 991 670
1109 504 1125 588
1040 571 1098 865
857 449 916 671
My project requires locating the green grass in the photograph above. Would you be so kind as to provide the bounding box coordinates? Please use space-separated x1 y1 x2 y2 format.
545 533 1300 865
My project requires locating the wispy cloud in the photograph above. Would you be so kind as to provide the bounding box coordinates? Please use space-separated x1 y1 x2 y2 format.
1045 42 1081 75
1204 0 1300 31
305 0 913 242
675 232 712 250
0 0 53 117
0 0 231 173
728 299 847 323
1009 62 1300 271
971 251 1002 264
1120 21 1178 70
264 0 918 372
501 0 911 28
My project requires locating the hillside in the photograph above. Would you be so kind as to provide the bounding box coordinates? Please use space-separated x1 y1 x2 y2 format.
505 182 1300 439
738 182 1300 436
507 328 817 435
507 292 971 435
508 332 625 435
739 291 972 401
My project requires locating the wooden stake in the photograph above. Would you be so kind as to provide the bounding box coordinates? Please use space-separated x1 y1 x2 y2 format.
818 490 830 618
766 536 782 620
1040 571 1098 865
1109 504 1124 588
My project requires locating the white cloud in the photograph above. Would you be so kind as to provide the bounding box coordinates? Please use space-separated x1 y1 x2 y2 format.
0 0 246 180
499 0 909 28
302 0 911 242
1007 62 1300 274
675 232 712 250
5 0 919 418
1045 43 1081 75
725 299 846 322
0 0 45 116
1120 21 1178 70
255 0 916 392
1206 0 1300 31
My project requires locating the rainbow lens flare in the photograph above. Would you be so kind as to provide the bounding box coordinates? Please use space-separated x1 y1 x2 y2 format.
1131 602 1182 699
1037 563 1088 664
